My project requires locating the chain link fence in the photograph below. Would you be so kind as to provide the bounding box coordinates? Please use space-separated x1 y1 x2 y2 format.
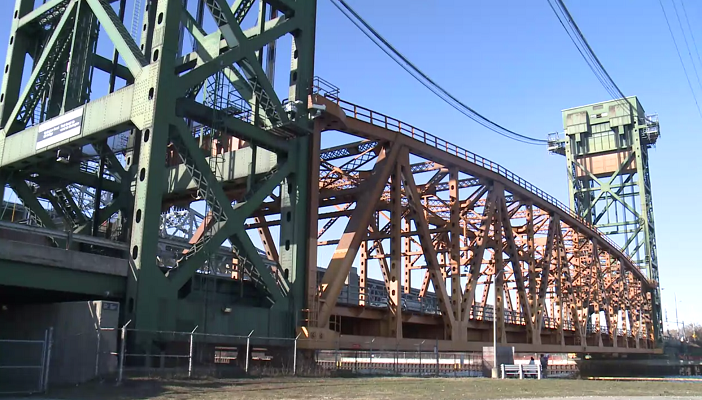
317 349 483 377
0 328 53 395
44 324 576 382
95 327 489 381
89 325 310 381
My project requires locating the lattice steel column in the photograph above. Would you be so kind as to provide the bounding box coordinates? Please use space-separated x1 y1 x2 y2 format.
1 0 318 344
124 0 183 335
556 97 662 340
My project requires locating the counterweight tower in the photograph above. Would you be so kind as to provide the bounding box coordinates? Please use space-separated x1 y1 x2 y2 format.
550 96 662 339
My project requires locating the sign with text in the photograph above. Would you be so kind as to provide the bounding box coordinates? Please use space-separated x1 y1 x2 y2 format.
35 107 84 149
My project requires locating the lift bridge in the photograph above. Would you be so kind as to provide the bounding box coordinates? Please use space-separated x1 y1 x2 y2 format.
0 0 660 357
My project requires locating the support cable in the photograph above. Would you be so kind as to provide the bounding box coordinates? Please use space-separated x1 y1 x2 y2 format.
329 0 549 145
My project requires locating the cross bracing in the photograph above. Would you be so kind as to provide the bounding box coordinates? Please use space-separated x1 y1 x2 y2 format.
0 0 657 354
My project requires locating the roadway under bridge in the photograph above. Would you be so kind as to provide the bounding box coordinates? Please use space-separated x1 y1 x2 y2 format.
0 0 660 361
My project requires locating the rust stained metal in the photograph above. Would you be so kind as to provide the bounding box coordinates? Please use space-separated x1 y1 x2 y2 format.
188 93 659 352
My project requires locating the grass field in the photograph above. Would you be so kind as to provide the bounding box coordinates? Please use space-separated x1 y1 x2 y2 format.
45 377 702 399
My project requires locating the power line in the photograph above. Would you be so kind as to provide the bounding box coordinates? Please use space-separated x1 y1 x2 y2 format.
547 0 632 115
658 0 702 119
680 0 702 74
329 0 549 145
547 2 617 98
670 0 702 92
671 0 702 91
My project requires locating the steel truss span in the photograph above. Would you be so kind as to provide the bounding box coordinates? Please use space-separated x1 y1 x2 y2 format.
302 92 655 353
0 0 654 355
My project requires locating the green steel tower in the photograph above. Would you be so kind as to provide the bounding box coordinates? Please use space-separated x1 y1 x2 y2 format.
549 96 662 340
0 0 317 347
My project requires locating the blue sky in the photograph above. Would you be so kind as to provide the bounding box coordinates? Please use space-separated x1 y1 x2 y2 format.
0 0 699 329
311 0 702 330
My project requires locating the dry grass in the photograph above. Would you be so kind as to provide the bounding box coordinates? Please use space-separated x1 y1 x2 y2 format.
44 376 702 400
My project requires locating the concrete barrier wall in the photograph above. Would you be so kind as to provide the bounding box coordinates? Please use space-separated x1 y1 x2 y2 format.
0 301 120 385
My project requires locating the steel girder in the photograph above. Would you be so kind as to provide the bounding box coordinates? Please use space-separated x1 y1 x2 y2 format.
0 0 317 341
0 0 657 355
303 93 655 352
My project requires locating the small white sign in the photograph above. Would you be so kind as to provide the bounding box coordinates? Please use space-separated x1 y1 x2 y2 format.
35 107 84 149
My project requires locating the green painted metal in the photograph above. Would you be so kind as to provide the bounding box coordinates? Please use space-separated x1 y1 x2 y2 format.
0 0 317 352
0 259 126 299
84 0 147 76
558 96 662 340
5 1 77 135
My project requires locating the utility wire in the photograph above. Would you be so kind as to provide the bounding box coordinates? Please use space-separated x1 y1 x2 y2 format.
547 2 617 98
547 0 632 115
658 0 702 119
329 0 549 145
670 0 702 92
680 0 702 76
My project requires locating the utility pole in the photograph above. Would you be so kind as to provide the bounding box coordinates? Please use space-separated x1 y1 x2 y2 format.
675 293 680 338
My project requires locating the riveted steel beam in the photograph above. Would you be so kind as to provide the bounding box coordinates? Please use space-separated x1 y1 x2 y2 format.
316 142 400 326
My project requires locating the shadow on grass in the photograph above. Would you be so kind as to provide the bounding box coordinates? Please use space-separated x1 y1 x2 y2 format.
43 376 392 400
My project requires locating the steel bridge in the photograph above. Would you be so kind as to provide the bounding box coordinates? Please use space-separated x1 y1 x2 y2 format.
0 0 657 356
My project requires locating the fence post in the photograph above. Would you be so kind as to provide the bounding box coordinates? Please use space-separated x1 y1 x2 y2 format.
188 325 198 378
418 342 422 376
369 338 375 374
43 327 53 393
94 328 101 378
394 341 398 374
435 338 439 377
39 329 48 392
118 320 131 384
245 330 254 374
293 332 301 376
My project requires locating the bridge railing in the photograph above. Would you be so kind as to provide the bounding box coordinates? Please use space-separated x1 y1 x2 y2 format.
0 220 126 251
312 89 645 284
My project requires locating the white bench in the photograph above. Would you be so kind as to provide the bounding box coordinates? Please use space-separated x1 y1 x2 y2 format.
501 364 542 379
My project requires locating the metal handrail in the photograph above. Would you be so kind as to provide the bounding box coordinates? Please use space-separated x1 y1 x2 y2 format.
0 220 127 250
316 93 649 287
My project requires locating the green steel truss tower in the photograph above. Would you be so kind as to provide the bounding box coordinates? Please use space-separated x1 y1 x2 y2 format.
0 0 317 343
549 96 662 340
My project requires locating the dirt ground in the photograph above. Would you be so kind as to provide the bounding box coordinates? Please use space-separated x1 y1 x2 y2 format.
43 376 702 400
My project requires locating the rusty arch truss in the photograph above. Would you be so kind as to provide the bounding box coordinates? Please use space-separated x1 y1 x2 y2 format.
0 0 656 355
291 91 655 353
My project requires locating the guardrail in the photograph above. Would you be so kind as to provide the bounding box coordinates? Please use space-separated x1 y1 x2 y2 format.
313 91 648 286
0 220 126 250
0 220 242 258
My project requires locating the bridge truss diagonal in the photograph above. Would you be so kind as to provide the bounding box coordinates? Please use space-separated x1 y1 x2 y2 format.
0 0 656 356
303 91 655 353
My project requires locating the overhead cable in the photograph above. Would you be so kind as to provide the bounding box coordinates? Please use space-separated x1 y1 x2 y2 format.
329 0 549 145
547 0 633 115
672 0 702 93
679 0 702 86
658 0 702 119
